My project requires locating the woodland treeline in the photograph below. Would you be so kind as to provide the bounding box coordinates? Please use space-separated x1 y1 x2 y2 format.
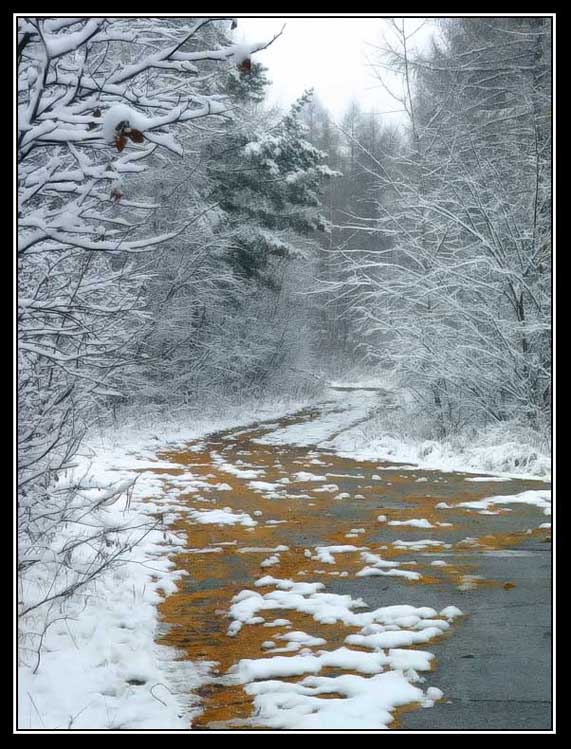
17 17 551 616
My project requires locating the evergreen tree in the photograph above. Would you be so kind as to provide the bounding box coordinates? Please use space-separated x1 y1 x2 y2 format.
208 89 335 289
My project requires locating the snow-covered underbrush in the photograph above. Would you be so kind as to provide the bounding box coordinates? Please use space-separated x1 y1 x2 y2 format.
17 461 191 729
326 365 399 391
329 391 551 479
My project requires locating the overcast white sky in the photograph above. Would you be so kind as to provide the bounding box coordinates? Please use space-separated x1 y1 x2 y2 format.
233 16 437 121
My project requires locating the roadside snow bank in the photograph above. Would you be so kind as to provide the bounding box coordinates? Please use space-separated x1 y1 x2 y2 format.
328 410 550 480
17 482 191 729
253 386 549 480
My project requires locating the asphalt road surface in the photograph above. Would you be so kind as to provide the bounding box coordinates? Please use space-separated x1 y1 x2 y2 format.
151 402 552 730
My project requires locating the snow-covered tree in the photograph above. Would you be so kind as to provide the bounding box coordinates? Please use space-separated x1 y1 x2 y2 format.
17 14 279 652
117 83 337 405
326 18 551 436
209 90 334 286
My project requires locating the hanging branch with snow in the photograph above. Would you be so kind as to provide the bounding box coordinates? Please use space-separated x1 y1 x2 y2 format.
17 14 280 654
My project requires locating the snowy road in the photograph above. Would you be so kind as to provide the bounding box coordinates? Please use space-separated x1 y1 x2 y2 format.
150 396 552 730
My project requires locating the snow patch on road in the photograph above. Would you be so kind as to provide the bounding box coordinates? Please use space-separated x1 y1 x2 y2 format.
226 575 459 729
388 518 435 528
243 670 434 730
255 390 380 448
455 489 551 515
188 507 257 527
311 545 366 565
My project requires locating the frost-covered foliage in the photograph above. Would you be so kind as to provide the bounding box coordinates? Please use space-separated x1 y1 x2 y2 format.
323 18 551 438
302 97 400 374
17 14 273 670
117 82 335 405
18 15 238 491
18 18 333 643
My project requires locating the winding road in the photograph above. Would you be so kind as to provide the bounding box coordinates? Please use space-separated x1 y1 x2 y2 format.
146 395 552 730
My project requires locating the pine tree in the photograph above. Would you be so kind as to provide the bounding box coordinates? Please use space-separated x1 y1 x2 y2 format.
208 90 335 289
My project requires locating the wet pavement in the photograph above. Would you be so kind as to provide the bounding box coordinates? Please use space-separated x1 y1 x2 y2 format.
146 402 551 730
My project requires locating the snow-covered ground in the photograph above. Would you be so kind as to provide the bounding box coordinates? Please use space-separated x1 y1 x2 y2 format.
256 389 379 448
17 396 314 731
